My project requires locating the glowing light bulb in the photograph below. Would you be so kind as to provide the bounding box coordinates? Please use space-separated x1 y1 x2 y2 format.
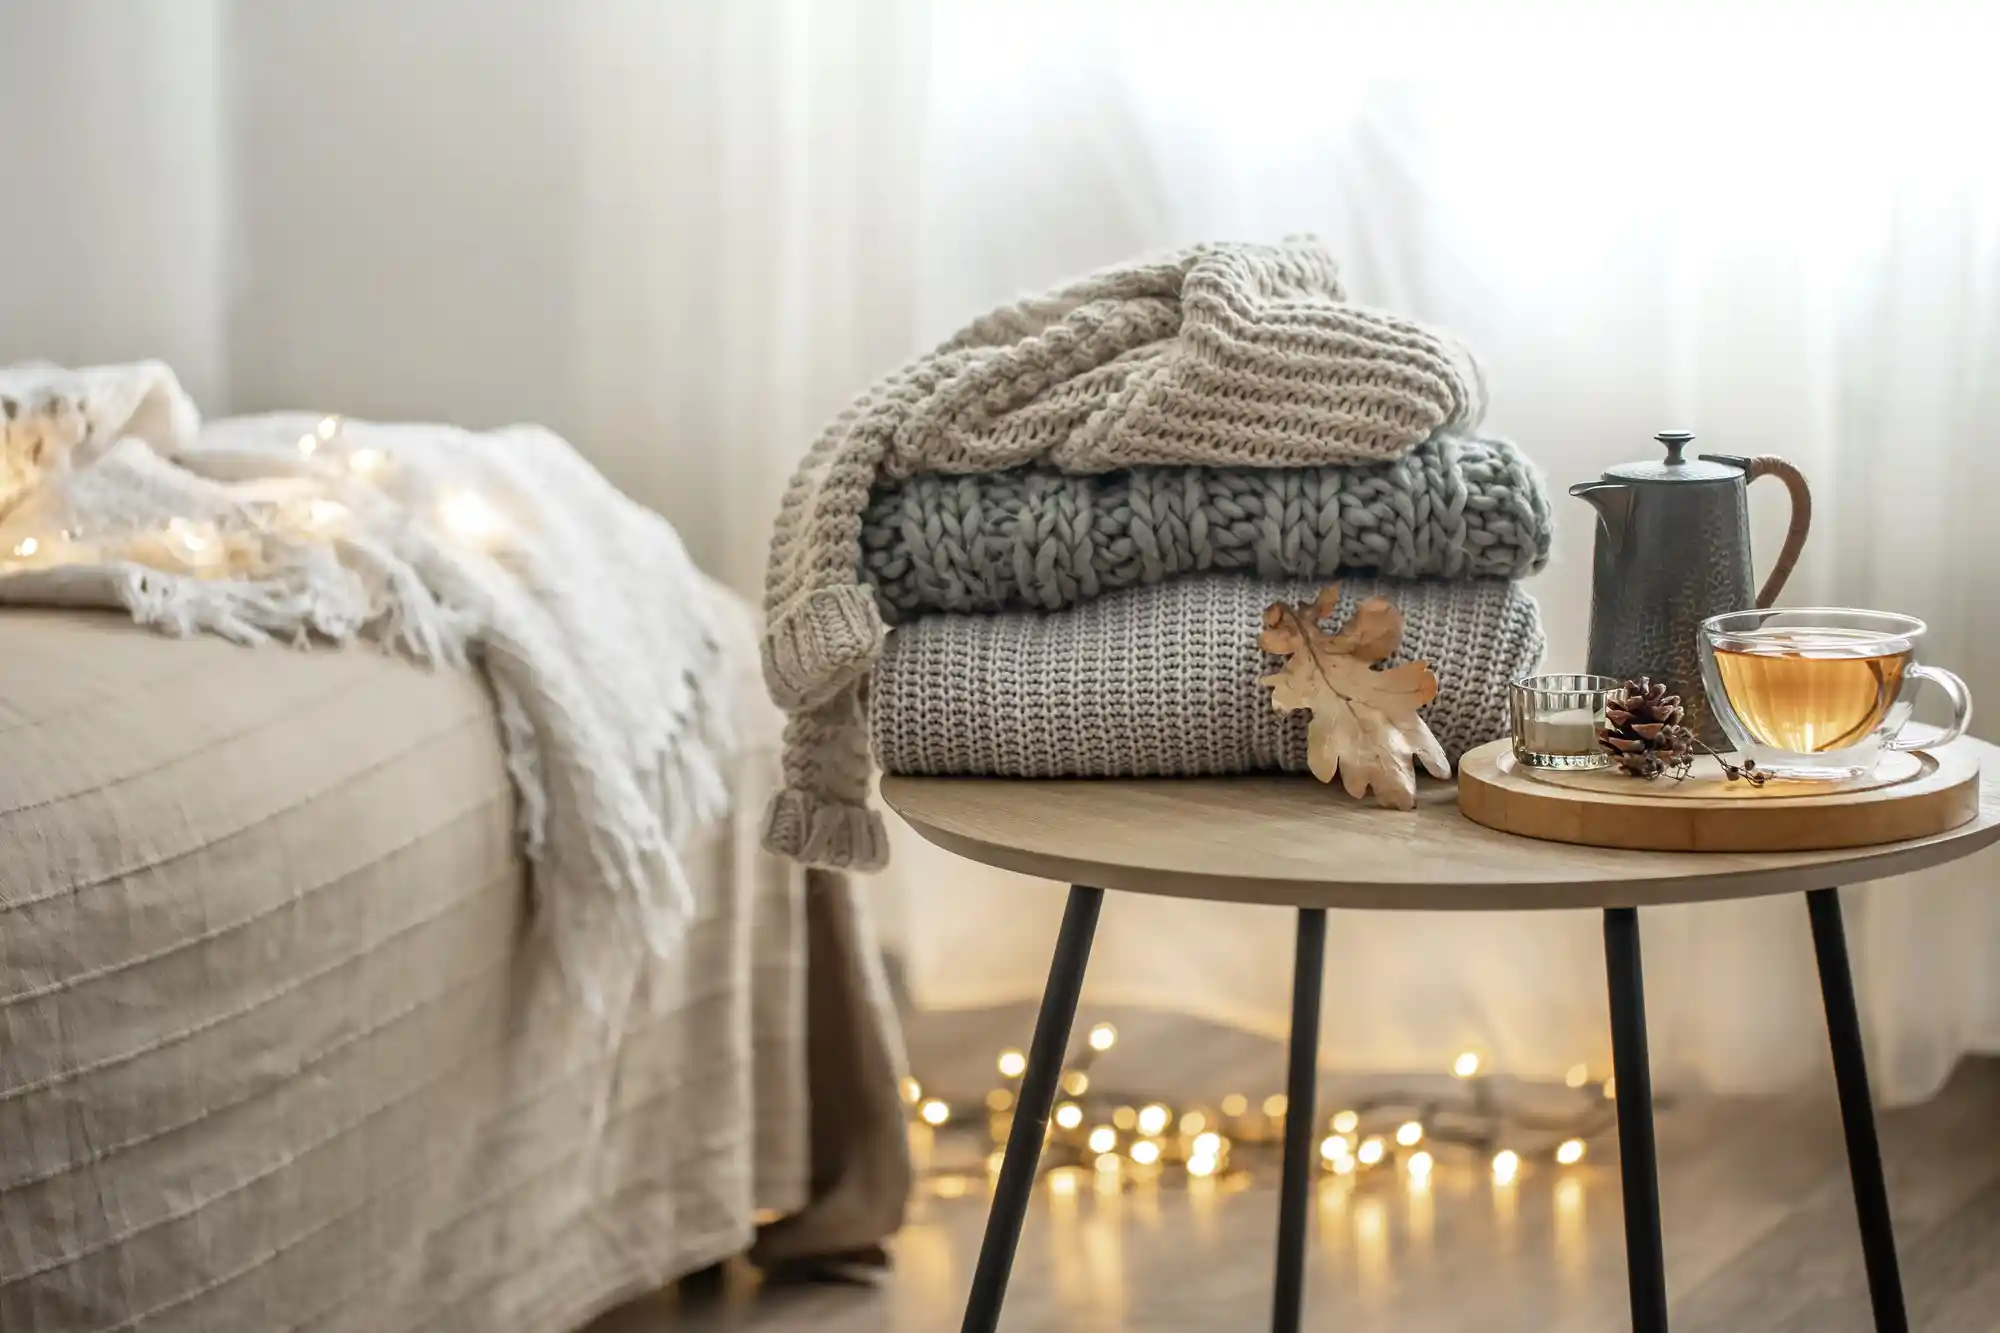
1095 1152 1121 1174
302 499 348 534
1137 1104 1171 1137
166 517 210 555
1320 1135 1344 1163
316 415 342 440
436 490 507 546
1054 1102 1084 1131
995 1048 1026 1078
297 433 318 458
1180 1110 1206 1135
1186 1152 1218 1178
1062 1071 1090 1096
1129 1140 1161 1166
1332 1154 1356 1176
1220 1094 1249 1118
1492 1149 1521 1184
1565 1063 1590 1089
900 1077 922 1105
345 447 387 480
1453 1051 1482 1078
1602 1075 1617 1101
1112 1106 1137 1131
1088 1125 1117 1154
1396 1121 1424 1147
12 537 37 558
1263 1094 1289 1118
1088 1022 1118 1051
1331 1109 1359 1135
1407 1150 1433 1182
1557 1138 1587 1165
1193 1132 1223 1157
919 1098 950 1126
1048 1168 1079 1197
1357 1137 1385 1166
985 1089 1013 1112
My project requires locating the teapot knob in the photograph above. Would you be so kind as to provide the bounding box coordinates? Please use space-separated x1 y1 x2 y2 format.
1654 431 1694 465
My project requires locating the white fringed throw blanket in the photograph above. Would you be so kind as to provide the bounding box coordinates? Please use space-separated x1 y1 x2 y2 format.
0 363 731 1001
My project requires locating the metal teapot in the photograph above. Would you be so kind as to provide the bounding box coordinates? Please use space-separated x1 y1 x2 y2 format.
1570 432 1811 743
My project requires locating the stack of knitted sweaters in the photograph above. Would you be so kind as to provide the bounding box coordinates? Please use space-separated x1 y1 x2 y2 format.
762 241 1551 870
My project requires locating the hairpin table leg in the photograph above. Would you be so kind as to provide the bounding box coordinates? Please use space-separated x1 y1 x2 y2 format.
1807 887 1909 1333
1605 906 1670 1333
1272 908 1328 1333
960 884 1104 1333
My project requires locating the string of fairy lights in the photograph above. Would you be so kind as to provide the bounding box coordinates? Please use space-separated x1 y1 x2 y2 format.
3 415 510 575
903 1021 1625 1194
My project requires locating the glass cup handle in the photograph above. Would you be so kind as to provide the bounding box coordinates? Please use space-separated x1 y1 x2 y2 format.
1884 664 1975 751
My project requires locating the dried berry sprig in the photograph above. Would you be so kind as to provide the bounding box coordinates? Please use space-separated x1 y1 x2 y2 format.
1693 738 1768 786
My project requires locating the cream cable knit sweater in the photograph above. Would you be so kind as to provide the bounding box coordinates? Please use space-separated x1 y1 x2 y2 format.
762 240 1488 869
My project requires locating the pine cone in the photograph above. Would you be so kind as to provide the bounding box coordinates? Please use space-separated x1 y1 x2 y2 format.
1598 677 1695 779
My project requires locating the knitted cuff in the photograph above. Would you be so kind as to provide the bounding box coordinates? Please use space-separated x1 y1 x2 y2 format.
762 584 886 711
762 786 889 872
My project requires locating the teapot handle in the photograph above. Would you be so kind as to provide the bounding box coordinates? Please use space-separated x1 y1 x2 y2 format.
1702 453 1812 607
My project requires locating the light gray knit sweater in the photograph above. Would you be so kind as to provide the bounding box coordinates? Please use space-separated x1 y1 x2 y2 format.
872 576 1544 780
861 434 1550 622
763 240 1487 869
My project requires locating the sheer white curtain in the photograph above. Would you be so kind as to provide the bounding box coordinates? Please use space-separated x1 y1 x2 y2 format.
2 0 1994 1101
889 3 2000 1104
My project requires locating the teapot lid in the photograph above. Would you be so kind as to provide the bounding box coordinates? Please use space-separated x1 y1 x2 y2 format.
1603 432 1744 483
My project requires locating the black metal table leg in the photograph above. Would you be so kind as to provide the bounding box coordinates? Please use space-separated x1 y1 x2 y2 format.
1272 908 1328 1333
961 885 1104 1333
1808 886 1909 1333
1605 906 1670 1333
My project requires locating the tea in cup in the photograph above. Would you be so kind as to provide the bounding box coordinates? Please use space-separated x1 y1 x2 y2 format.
1699 608 1972 779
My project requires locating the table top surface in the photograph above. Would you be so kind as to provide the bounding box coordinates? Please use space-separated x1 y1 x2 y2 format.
880 737 2000 911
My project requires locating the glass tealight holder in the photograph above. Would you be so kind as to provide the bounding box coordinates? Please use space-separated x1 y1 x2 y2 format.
1509 673 1616 769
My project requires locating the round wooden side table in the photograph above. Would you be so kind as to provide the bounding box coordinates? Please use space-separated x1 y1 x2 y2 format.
881 736 2000 1333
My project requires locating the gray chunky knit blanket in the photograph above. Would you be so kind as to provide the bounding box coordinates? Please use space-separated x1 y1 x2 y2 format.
872 576 1543 780
861 434 1550 622
762 239 1487 869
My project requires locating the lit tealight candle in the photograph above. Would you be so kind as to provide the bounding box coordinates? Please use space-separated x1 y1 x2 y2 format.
1523 708 1601 757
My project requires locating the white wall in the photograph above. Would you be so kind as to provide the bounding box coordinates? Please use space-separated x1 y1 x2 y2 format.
0 0 230 405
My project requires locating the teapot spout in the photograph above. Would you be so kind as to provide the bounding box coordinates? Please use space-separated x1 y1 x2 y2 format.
1569 480 1633 555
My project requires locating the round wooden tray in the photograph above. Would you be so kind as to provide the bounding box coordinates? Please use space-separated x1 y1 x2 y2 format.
1456 738 1981 852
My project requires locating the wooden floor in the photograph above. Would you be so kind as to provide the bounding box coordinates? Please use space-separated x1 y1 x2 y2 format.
591 1028 2000 1333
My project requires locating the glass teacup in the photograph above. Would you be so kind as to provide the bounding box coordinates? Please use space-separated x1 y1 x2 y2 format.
1699 608 1973 780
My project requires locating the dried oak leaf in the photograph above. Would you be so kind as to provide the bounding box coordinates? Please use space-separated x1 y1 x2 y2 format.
1258 584 1450 810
